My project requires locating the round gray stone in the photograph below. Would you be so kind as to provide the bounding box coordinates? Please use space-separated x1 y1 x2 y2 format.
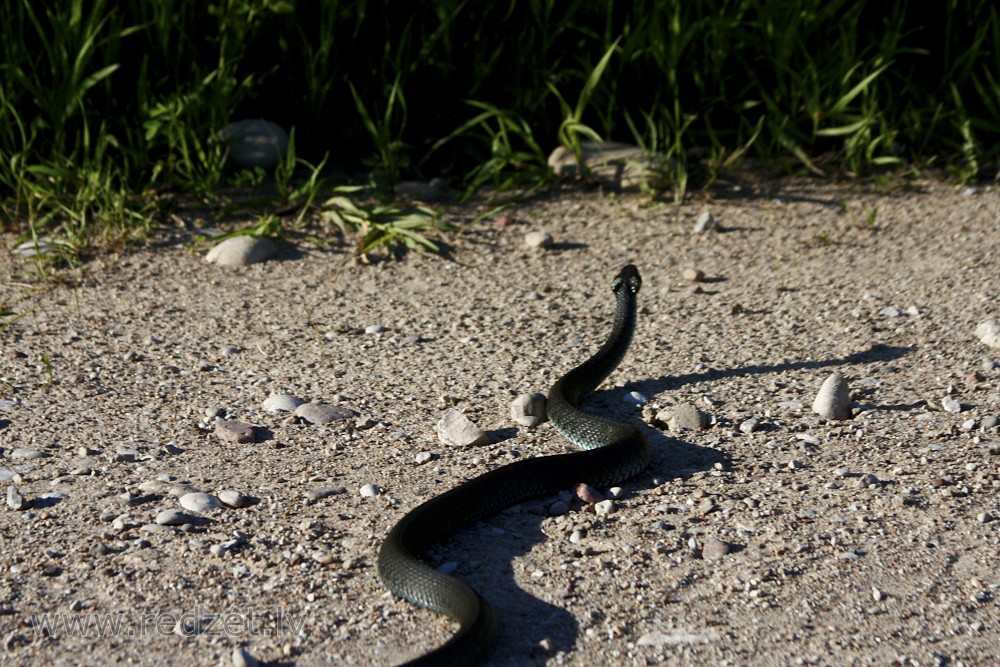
218 119 288 169
510 393 547 427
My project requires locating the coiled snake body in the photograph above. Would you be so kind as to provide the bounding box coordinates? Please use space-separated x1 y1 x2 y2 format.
377 265 650 665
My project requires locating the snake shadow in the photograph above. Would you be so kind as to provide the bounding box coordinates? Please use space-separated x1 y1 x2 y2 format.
442 343 911 664
442 416 716 665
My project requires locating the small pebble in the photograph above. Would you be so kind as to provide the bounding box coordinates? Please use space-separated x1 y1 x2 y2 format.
435 408 489 447
294 402 353 424
365 324 387 334
141 523 178 534
113 446 141 463
980 415 998 431
788 459 805 470
549 500 569 516
594 499 615 516
977 512 994 524
681 267 705 282
880 306 904 318
306 487 346 503
569 529 585 544
510 393 547 427
312 551 334 565
262 394 305 414
6 486 30 511
575 483 604 504
975 319 1000 349
739 418 760 434
219 118 288 169
624 391 648 406
813 373 851 420
656 404 708 431
415 451 433 465
179 492 220 513
218 490 249 508
701 537 730 560
856 473 881 489
524 230 554 249
215 419 257 444
607 486 623 499
693 210 716 233
155 509 197 526
872 587 885 602
10 448 48 460
360 484 381 497
940 396 962 413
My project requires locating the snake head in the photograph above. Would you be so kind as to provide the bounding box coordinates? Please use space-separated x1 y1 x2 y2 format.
612 264 642 295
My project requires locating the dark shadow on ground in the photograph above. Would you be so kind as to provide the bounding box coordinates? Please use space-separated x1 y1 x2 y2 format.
403 343 912 664
631 343 911 399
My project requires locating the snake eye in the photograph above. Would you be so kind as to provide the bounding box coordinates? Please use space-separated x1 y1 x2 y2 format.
613 265 642 294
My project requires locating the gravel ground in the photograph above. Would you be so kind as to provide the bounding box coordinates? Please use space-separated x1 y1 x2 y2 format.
1 178 998 667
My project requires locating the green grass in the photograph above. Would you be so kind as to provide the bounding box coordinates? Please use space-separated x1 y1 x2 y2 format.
2 1 999 266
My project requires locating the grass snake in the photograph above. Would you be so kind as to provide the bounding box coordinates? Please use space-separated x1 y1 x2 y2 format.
377 264 651 665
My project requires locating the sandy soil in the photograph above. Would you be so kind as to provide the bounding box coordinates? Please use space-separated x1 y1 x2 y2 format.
1 178 998 667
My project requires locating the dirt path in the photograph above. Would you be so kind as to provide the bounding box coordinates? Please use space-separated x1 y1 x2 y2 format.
1 179 998 666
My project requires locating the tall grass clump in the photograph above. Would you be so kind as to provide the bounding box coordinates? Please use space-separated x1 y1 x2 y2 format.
1 1 999 262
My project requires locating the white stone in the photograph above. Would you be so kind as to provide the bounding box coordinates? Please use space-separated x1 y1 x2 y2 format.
524 230 554 249
179 492 220 513
941 396 962 413
510 393 547 427
624 391 648 406
205 236 276 267
6 486 29 511
262 394 304 414
975 319 1000 349
218 490 249 508
435 408 489 447
693 210 717 233
594 499 615 516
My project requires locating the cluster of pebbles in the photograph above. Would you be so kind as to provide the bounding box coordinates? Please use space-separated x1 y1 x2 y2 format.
1 180 999 666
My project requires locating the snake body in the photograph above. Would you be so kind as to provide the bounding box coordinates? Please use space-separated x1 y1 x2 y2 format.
377 265 650 666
